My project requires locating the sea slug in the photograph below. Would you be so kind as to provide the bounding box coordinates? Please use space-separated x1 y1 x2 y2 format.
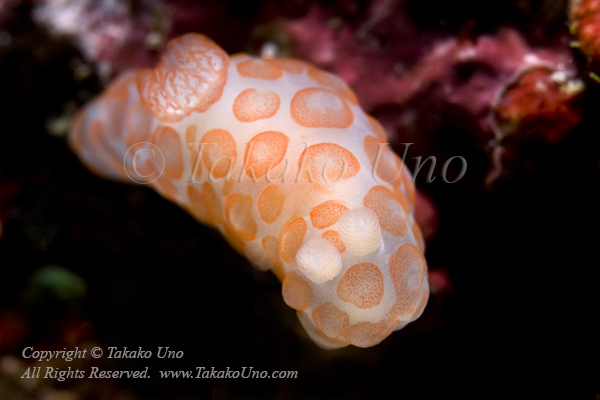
69 33 429 348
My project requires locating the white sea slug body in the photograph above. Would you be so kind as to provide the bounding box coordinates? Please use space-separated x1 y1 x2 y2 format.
69 33 429 349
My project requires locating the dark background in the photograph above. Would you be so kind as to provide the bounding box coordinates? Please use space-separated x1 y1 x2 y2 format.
0 0 598 398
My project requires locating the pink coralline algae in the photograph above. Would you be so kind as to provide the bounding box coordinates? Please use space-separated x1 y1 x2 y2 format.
494 67 583 144
33 0 170 79
280 3 584 183
570 0 600 66
31 0 253 80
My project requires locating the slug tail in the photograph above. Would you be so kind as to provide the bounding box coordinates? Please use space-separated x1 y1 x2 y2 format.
69 71 156 183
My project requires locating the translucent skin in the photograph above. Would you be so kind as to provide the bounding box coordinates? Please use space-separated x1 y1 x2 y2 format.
70 33 429 349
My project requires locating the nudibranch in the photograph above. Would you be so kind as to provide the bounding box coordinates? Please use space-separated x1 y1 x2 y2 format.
69 33 429 348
